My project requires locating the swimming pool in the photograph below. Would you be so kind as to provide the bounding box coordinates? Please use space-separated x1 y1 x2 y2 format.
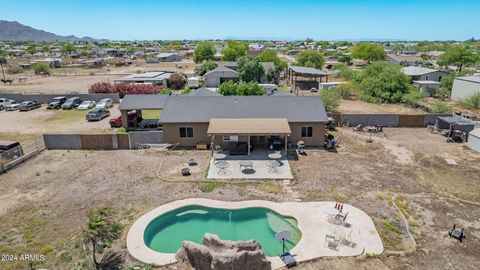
143 205 301 257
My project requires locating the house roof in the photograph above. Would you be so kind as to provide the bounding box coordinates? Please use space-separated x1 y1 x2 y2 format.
455 75 480 84
470 128 480 138
204 66 239 77
207 118 291 135
402 66 441 76
115 71 173 82
156 53 180 58
289 66 326 75
188 88 222 97
118 94 170 110
412 80 441 85
159 96 328 123
386 54 419 63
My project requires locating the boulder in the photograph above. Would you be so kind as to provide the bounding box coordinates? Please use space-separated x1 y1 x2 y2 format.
175 233 272 270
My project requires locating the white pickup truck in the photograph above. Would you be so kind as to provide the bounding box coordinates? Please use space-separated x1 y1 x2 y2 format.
0 98 16 110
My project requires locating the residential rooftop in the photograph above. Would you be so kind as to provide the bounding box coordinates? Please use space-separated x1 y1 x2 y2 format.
401 66 440 76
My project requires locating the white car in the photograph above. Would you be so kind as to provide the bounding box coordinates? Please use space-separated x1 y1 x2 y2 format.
5 103 20 111
77 101 96 110
96 98 113 109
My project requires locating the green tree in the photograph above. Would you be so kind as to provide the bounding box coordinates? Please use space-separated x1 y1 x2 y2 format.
258 50 287 69
237 82 264 95
461 92 480 109
351 43 386 63
319 89 342 112
356 62 417 104
294 50 325 70
217 80 238 96
26 45 37 55
62 43 76 54
237 56 264 82
82 208 122 269
438 46 478 71
195 60 217 76
221 41 248 61
193 42 215 63
32 63 50 74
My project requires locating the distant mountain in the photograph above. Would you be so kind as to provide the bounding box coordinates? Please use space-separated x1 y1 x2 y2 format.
0 20 101 42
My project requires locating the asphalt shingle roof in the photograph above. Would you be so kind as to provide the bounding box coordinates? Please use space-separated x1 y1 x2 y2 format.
401 66 441 76
159 96 328 123
289 66 326 75
118 94 169 110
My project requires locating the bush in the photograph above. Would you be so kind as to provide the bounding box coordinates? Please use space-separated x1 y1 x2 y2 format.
32 63 50 74
402 89 424 106
89 82 165 98
461 92 480 109
168 73 186 90
431 101 452 113
319 89 342 112
337 82 357 99
6 65 23 74
195 60 217 76
217 81 264 96
333 63 356 81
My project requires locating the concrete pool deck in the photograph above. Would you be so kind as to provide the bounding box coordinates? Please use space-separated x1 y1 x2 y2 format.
126 199 384 269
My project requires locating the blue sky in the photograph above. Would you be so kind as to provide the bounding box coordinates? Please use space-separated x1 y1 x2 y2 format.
1 0 479 40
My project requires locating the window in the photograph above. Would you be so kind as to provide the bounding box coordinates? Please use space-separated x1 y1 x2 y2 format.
179 127 193 138
438 75 442 82
301 127 313 137
223 135 238 142
425 75 429 80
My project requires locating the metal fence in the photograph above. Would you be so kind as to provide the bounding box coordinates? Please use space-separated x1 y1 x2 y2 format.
334 113 453 127
129 131 164 148
0 136 45 174
43 133 131 150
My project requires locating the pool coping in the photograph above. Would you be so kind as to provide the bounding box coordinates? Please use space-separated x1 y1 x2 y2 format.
126 199 384 269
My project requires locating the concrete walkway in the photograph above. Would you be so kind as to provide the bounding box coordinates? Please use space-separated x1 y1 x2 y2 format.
127 199 384 269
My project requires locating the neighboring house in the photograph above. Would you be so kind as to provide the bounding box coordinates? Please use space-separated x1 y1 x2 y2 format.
114 71 173 87
156 53 182 62
204 66 240 87
158 96 328 148
413 81 441 96
32 58 63 68
468 129 480 154
401 66 448 82
451 75 480 101
386 53 420 66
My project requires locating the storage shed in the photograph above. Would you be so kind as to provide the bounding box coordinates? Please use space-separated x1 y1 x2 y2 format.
468 129 480 153
435 116 476 133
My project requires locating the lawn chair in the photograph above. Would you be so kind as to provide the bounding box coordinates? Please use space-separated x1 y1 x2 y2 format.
448 224 466 242
280 252 297 268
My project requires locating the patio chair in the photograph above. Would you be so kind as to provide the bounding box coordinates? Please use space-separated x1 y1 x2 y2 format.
181 168 190 176
280 252 297 268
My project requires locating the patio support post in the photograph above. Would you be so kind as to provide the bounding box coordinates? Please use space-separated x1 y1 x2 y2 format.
248 135 251 156
211 135 215 155
284 134 288 154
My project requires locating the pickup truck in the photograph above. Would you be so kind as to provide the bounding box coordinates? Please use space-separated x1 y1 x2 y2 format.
0 98 15 110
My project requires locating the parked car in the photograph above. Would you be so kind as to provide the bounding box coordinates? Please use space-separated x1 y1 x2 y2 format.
77 101 96 110
86 108 110 121
109 111 140 128
19 101 41 111
0 98 15 110
61 97 82 110
5 103 20 111
47 96 67 110
96 98 113 109
310 87 318 93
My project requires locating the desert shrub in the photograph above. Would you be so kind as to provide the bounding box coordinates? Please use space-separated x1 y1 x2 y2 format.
168 73 186 90
337 82 357 99
218 81 264 96
89 82 115 94
460 92 480 109
402 89 424 106
320 89 342 112
431 101 452 113
32 63 50 74
7 65 23 74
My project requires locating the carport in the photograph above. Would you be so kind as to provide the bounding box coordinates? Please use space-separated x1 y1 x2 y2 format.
118 95 169 128
207 118 291 156
287 66 328 93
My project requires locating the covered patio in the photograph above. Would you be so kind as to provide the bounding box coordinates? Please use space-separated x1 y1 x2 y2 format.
206 118 293 179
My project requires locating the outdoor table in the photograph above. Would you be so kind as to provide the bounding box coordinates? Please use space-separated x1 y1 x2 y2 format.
213 153 227 163
215 161 230 175
268 153 282 160
267 160 280 174
239 160 253 171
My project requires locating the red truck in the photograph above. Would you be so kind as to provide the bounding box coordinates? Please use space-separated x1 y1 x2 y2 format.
109 111 140 128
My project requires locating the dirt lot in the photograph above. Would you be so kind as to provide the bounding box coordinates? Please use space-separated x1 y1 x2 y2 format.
0 60 196 94
338 100 425 114
0 127 479 270
0 105 121 135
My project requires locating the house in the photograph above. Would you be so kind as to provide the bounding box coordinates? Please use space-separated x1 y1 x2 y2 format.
386 53 420 66
401 66 447 82
451 76 480 101
156 53 182 62
413 81 441 96
114 72 173 87
204 66 240 87
32 58 63 68
468 128 480 154
158 95 328 149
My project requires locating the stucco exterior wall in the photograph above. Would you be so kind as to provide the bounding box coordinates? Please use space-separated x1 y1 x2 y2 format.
451 79 480 101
